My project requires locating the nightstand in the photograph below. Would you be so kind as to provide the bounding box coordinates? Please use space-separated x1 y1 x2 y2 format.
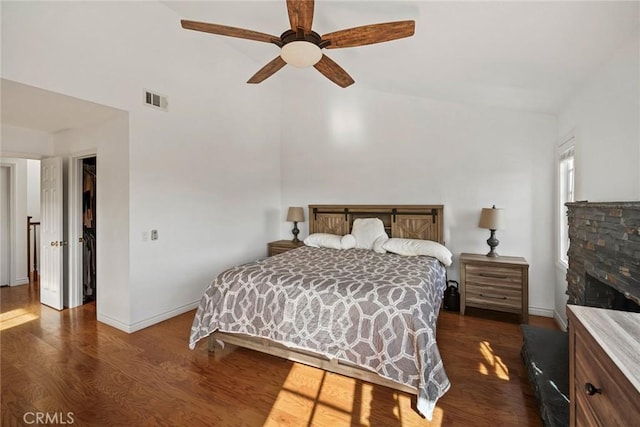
267 240 304 257
459 253 529 323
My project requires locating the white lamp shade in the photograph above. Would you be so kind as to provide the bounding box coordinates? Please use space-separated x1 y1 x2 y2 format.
287 207 305 222
280 41 322 68
478 207 505 230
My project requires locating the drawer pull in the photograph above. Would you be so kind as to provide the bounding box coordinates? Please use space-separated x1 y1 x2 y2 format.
585 383 601 396
478 273 508 279
479 294 508 300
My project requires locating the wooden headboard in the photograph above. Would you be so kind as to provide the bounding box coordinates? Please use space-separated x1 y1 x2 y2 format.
308 205 444 244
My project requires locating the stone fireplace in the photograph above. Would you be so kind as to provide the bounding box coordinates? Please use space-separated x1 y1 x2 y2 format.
566 201 640 309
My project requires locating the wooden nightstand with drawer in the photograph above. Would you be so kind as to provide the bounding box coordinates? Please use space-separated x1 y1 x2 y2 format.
267 240 304 257
459 253 529 323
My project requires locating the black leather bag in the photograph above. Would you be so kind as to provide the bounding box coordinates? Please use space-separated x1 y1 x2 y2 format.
443 280 460 312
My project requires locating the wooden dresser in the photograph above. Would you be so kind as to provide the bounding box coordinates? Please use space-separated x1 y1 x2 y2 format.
568 305 640 426
459 253 529 323
267 240 304 256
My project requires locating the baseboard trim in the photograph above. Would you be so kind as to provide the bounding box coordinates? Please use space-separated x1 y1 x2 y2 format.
11 277 29 286
554 310 568 331
97 313 132 333
128 301 199 333
97 301 199 334
528 306 554 318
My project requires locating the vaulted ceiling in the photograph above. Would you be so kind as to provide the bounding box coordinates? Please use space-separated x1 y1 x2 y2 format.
163 0 639 114
2 1 638 134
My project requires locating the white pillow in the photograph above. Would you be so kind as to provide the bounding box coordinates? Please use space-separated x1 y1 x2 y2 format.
303 233 342 250
372 235 389 254
341 234 356 250
382 238 453 266
351 218 388 250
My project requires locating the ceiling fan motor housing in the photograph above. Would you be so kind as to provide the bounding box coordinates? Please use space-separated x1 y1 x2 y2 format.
280 29 323 46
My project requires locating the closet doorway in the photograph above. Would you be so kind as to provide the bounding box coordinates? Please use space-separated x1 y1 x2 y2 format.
81 157 97 304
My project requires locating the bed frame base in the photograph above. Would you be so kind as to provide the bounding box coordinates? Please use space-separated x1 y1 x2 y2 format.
209 332 417 395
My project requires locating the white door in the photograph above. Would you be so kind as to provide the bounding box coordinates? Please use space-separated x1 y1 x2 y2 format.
40 157 64 310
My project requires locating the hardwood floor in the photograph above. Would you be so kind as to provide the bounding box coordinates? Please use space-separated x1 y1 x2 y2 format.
1 281 558 426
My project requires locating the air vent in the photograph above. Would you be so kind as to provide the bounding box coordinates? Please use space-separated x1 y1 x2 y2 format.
143 89 168 111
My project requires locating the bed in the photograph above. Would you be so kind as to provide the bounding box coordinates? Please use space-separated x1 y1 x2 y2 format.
189 204 451 420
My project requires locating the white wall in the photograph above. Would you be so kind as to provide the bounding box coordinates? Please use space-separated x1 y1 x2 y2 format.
2 1 282 331
558 34 640 202
54 113 131 327
554 33 640 325
280 84 557 316
127 97 281 329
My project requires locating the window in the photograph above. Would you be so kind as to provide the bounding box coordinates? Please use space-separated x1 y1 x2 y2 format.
558 141 575 264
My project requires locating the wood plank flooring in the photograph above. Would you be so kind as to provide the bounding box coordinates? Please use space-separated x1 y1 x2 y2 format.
1 280 558 426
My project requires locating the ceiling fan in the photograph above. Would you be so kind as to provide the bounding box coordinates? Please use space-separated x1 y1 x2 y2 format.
180 0 415 88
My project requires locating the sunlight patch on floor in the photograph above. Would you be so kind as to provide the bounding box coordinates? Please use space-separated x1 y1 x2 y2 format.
478 362 489 375
0 308 39 331
358 382 374 425
261 362 434 426
317 371 358 413
264 389 316 426
479 340 510 380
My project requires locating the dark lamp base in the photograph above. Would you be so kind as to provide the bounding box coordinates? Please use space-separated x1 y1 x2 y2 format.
291 221 300 243
486 229 500 257
486 248 499 257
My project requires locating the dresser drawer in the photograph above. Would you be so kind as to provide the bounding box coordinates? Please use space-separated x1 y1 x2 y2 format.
574 324 640 426
269 246 290 256
465 264 523 288
575 391 601 426
466 283 521 312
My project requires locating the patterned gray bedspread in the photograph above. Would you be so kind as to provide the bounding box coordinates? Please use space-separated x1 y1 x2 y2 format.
189 246 450 419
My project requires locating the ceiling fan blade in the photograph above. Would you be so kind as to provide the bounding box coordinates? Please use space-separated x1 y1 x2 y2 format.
322 20 415 49
247 56 287 84
181 20 279 44
286 0 314 33
313 55 354 88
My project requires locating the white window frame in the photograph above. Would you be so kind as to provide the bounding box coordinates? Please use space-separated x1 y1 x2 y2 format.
557 136 575 266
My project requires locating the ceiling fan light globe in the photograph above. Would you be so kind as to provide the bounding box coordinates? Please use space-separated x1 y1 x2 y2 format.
280 41 322 68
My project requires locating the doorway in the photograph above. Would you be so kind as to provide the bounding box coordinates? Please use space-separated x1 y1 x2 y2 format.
1 165 11 286
0 159 40 288
81 157 97 303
